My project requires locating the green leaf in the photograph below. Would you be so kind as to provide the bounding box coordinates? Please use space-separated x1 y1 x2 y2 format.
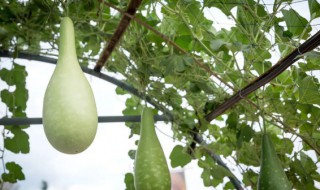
275 138 294 155
115 86 128 95
210 39 231 51
210 165 234 179
2 162 25 183
298 76 320 105
12 63 27 84
124 173 135 190
127 123 140 138
128 149 136 160
237 124 254 149
201 168 212 187
290 156 315 188
1 89 14 108
300 152 317 174
204 0 240 16
308 0 320 19
4 127 30 154
243 169 259 186
226 112 238 130
0 68 15 86
282 9 311 38
14 85 28 110
252 61 272 75
238 142 260 166
169 145 192 168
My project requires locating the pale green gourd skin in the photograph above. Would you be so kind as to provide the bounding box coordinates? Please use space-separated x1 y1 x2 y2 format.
257 133 292 190
134 107 171 190
43 17 98 154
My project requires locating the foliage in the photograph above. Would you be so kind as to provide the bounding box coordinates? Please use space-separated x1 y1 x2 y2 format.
0 61 29 185
1 0 320 189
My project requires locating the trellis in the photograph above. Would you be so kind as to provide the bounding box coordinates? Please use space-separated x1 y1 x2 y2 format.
1 0 320 189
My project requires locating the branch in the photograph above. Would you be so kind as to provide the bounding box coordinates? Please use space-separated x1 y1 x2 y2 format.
100 1 234 90
205 30 320 122
94 0 142 72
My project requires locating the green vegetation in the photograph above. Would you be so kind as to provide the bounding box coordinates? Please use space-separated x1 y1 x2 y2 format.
1 0 320 189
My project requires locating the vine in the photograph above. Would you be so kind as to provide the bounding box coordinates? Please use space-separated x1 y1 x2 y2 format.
1 0 320 189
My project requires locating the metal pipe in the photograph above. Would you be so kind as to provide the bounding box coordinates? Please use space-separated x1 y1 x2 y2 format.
0 115 172 125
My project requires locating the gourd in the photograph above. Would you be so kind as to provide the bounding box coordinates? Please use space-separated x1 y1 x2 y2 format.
134 107 171 190
257 133 291 190
42 17 98 154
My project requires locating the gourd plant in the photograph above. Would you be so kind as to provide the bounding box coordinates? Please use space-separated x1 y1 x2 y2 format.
1 0 320 189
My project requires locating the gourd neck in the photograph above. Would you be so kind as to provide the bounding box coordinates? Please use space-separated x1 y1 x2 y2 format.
58 17 77 65
141 108 157 137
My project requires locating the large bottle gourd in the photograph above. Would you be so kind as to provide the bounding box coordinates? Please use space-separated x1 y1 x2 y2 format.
258 133 291 190
134 107 171 190
43 17 98 154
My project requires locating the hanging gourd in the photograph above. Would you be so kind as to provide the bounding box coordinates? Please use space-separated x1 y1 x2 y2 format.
258 133 292 190
43 17 98 154
134 107 171 190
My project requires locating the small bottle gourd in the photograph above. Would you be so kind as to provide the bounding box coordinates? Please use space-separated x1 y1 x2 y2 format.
134 107 171 190
42 17 98 154
258 133 292 190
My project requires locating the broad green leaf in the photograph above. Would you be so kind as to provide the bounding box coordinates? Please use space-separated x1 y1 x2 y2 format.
169 145 192 168
115 86 128 95
237 124 254 149
12 63 27 84
2 162 25 183
243 169 259 186
275 138 294 155
299 52 320 71
224 181 234 189
124 173 135 190
1 89 14 108
238 142 260 166
252 61 272 75
201 169 212 187
210 165 234 179
298 76 320 105
210 39 231 51
0 68 15 86
300 152 317 174
308 0 320 19
282 9 311 38
4 127 30 154
237 2 265 35
226 112 238 130
204 0 240 16
290 156 316 189
14 85 28 110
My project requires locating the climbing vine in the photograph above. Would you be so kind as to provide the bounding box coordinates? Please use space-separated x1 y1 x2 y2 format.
1 0 320 189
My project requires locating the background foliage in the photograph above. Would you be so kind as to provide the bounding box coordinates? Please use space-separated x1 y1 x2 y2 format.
1 0 320 189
